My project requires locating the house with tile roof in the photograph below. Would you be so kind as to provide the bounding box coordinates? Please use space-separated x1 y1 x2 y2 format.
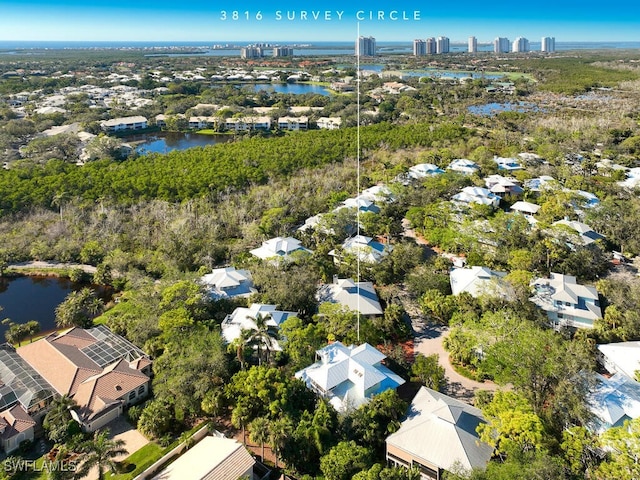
295 342 405 412
316 277 383 316
0 404 36 454
200 266 257 300
386 387 493 480
530 273 602 329
17 325 151 432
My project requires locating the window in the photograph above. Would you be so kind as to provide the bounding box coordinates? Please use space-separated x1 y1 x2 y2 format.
138 385 145 395
128 391 135 400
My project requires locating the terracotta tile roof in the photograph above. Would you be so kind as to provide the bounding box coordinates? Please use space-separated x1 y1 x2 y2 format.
73 359 148 422
17 327 151 426
51 328 98 349
0 404 35 440
18 338 101 395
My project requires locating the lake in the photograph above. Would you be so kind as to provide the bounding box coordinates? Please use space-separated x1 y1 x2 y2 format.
0 276 110 342
467 102 542 116
135 132 232 155
253 83 331 96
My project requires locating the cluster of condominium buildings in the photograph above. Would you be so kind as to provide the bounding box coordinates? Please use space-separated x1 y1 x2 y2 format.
240 44 294 59
413 36 556 55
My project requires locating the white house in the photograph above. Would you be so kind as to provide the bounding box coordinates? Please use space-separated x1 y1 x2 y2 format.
524 175 557 192
200 267 257 300
451 186 500 207
408 163 446 180
484 175 523 196
386 387 493 480
250 236 312 262
588 373 640 434
530 273 602 329
449 266 509 298
329 235 392 264
277 116 308 131
317 117 342 130
100 116 148 133
336 197 381 214
359 185 395 204
317 277 383 316
510 201 541 225
447 159 480 175
295 342 405 412
553 219 605 246
225 116 271 132
493 156 523 171
598 342 640 380
221 303 297 351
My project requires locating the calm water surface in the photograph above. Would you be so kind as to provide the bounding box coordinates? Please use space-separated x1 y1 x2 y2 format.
135 132 232 155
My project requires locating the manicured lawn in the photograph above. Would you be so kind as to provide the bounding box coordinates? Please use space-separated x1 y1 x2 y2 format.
106 422 208 479
105 442 163 480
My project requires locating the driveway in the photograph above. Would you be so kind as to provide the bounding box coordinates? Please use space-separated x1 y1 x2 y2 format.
412 320 500 403
83 416 149 480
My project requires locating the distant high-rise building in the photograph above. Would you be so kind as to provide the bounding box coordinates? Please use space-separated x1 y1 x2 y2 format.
241 46 263 59
493 37 510 53
512 37 530 53
541 36 556 52
413 39 427 56
426 37 437 54
356 36 376 56
273 46 293 57
436 36 450 54
468 36 478 53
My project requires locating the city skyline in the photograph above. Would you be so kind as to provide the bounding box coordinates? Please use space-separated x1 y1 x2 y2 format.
2 0 639 43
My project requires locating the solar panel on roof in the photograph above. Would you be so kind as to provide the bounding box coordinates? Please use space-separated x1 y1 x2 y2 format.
81 325 146 367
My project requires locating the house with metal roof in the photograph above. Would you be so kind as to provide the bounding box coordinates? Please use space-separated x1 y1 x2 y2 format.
449 266 509 298
530 273 602 329
329 235 392 264
588 373 640 434
386 387 493 480
17 326 151 432
200 267 257 300
598 341 640 380
295 341 405 412
151 434 256 480
448 159 480 175
250 236 313 263
221 303 297 352
316 277 383 316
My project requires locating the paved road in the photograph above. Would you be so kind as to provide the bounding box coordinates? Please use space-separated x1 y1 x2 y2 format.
412 320 500 403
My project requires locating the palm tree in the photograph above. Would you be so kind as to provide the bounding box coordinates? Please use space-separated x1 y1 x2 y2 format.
43 395 78 444
76 429 127 480
268 416 293 469
249 417 270 461
245 313 278 366
231 403 250 444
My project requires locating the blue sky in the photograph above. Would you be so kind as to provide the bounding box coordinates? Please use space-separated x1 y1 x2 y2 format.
2 0 639 43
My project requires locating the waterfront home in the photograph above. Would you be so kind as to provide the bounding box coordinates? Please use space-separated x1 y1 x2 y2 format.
100 115 148 133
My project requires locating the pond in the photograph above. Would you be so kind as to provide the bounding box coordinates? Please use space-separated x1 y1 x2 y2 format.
135 132 232 155
253 83 331 96
0 276 108 341
467 102 542 116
